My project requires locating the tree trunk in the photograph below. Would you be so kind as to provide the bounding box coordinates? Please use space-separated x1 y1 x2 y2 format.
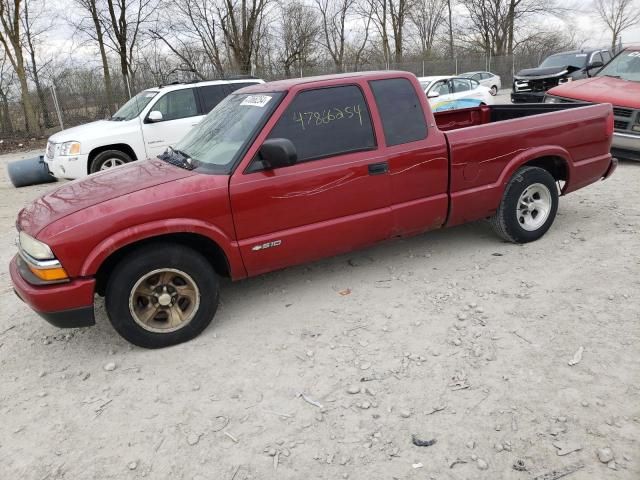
89 0 115 114
447 0 454 58
0 88 13 134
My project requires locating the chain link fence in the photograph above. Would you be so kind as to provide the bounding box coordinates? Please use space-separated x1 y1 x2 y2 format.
0 52 559 139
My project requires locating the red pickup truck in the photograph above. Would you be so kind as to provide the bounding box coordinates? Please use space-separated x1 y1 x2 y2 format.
10 71 616 348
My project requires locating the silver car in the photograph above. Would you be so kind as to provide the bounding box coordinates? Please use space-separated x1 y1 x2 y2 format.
460 71 502 96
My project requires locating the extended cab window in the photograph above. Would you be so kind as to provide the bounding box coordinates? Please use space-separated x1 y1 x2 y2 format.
267 85 376 162
151 89 198 121
370 78 427 147
198 85 228 114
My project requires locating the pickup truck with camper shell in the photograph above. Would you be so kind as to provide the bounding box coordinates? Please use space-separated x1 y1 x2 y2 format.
512 48 611 103
545 46 640 161
11 71 617 348
44 77 264 179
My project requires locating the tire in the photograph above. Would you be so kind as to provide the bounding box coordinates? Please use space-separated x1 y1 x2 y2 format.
89 149 132 174
490 85 498 96
7 156 57 188
489 166 559 243
105 243 219 348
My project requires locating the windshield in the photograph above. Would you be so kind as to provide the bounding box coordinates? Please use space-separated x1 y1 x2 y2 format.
597 50 640 81
173 91 284 172
111 90 158 121
540 53 588 69
419 80 431 90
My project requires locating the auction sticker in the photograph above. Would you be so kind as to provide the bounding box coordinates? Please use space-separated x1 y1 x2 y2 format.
241 95 272 107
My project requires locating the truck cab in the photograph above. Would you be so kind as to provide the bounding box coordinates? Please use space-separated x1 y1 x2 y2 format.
44 78 264 179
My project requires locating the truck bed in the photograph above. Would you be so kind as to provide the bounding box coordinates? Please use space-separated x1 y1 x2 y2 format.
437 103 614 227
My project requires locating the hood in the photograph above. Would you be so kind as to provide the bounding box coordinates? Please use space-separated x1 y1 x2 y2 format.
48 119 137 144
548 76 640 108
514 65 580 80
18 159 196 236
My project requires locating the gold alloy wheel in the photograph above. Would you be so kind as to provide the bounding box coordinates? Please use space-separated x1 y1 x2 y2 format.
128 268 200 333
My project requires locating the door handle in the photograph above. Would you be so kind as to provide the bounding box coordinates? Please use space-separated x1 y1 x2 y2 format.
368 161 389 175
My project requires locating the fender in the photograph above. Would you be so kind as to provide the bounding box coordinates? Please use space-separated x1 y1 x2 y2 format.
496 145 573 193
447 145 573 227
80 218 247 279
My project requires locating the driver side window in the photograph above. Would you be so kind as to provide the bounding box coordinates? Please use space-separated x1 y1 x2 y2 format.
151 89 198 121
432 81 451 95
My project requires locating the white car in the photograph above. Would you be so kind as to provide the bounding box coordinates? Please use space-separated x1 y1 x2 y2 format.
418 75 495 112
460 71 502 95
45 78 264 179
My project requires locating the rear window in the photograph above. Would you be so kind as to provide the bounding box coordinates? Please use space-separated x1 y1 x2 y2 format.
369 78 427 146
267 85 376 162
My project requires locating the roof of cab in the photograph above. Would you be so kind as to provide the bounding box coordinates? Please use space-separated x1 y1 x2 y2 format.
237 70 417 93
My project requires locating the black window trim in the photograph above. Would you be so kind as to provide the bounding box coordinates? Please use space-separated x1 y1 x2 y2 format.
144 87 199 124
246 83 379 173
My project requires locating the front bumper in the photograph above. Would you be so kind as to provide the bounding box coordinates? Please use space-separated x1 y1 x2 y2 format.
611 132 640 161
511 91 546 103
44 153 89 179
10 255 96 328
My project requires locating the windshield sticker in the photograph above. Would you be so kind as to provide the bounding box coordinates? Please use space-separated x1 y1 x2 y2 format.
576 54 587 57
629 51 640 57
144 92 157 97
241 95 272 107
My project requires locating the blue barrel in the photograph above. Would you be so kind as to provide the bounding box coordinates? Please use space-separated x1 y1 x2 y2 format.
7 155 57 188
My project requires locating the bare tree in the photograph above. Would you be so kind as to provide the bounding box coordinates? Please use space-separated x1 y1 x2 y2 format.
217 0 271 74
150 0 225 80
409 0 447 58
594 0 640 50
279 1 318 77
21 0 52 127
365 0 392 65
0 47 14 133
315 0 354 72
0 0 40 133
446 0 454 57
73 0 115 114
388 0 412 62
104 0 157 96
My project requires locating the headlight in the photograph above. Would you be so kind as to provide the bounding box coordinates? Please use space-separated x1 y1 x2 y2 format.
544 96 560 104
19 231 55 260
60 141 81 156
558 77 573 84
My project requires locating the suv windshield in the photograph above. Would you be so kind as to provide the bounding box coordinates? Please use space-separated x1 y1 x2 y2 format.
111 90 158 121
540 53 588 69
597 50 640 81
173 91 284 172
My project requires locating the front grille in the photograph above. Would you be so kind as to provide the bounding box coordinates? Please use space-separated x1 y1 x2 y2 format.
613 107 633 117
614 120 630 130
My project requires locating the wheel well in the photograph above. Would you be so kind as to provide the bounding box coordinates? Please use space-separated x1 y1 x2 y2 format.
94 233 230 296
88 144 138 174
522 156 568 182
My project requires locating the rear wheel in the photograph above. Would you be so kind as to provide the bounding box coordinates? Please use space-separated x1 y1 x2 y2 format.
89 150 132 174
489 166 559 243
105 244 219 348
490 85 498 96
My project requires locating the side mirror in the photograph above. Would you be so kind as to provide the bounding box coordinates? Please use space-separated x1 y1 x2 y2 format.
147 110 163 122
259 138 297 169
587 61 604 70
427 90 440 98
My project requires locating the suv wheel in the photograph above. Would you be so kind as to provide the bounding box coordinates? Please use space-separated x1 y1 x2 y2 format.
105 244 219 348
90 150 132 174
489 166 559 243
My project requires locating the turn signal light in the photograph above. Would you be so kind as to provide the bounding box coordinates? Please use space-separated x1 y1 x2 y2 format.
28 265 69 282
606 111 614 137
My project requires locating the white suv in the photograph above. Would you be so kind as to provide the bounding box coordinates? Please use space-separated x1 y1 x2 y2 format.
45 78 264 179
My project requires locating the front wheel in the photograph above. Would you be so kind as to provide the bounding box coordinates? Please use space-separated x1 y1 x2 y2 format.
89 150 132 174
105 244 219 348
489 166 559 243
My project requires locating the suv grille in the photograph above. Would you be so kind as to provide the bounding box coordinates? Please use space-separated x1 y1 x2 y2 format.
614 120 629 130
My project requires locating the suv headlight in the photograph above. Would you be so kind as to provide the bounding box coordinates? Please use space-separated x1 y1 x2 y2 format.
19 231 54 260
544 96 560 104
60 141 81 156
558 77 573 84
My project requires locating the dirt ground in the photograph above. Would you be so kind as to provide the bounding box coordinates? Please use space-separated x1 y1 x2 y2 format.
0 149 638 480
